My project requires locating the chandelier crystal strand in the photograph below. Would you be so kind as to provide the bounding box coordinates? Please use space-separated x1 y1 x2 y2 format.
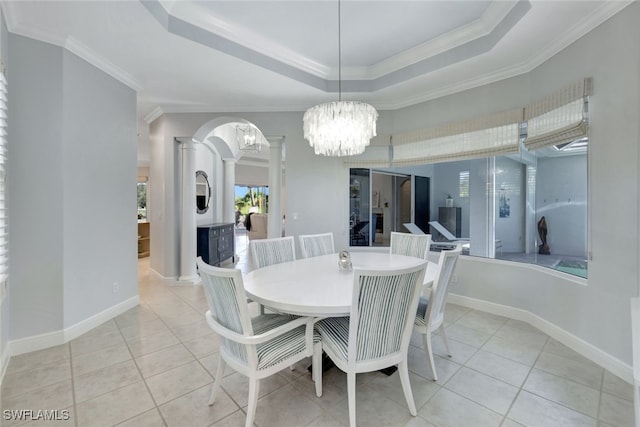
303 101 377 156
302 0 378 157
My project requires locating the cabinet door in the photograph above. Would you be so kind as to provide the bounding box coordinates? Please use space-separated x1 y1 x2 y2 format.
209 232 220 265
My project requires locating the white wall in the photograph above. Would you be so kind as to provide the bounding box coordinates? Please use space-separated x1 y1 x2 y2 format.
61 49 137 328
535 154 587 257
8 34 137 340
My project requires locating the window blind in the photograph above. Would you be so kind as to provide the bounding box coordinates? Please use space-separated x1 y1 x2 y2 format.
0 67 7 295
524 78 592 150
345 108 522 167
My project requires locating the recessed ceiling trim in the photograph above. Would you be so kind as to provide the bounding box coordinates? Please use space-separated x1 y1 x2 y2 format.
2 2 143 92
141 0 330 92
141 0 529 94
158 0 330 79
364 1 518 80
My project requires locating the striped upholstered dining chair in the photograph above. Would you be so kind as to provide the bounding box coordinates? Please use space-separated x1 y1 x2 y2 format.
414 244 462 381
312 261 427 427
250 236 296 269
390 231 432 260
249 236 296 313
298 232 335 258
196 257 319 427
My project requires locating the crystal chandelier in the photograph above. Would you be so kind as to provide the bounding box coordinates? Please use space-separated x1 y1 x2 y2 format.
236 124 261 153
303 0 377 157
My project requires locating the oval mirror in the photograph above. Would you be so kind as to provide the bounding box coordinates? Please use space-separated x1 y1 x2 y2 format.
196 170 211 214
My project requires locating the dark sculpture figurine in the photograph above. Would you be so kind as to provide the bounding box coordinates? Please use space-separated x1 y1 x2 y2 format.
538 216 550 255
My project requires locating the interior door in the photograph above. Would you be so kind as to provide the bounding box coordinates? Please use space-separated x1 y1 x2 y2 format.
414 175 431 234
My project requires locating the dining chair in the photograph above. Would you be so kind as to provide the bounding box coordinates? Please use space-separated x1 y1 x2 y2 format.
250 236 296 314
196 257 319 427
390 231 432 260
413 244 462 381
299 232 335 258
250 235 296 269
313 261 427 427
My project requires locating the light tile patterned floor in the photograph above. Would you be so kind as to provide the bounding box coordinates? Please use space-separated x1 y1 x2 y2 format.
1 231 635 426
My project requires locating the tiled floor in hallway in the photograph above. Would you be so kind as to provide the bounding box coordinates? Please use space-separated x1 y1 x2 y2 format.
1 232 635 426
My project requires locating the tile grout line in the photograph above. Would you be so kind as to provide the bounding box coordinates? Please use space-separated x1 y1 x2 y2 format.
67 342 79 427
114 314 169 427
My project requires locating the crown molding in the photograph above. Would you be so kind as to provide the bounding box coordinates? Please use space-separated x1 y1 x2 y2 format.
365 1 518 80
159 0 330 79
64 37 142 91
522 0 633 76
2 1 142 92
377 0 634 111
143 0 526 87
144 106 165 124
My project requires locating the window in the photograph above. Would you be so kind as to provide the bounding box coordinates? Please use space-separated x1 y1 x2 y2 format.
137 181 147 221
459 171 469 197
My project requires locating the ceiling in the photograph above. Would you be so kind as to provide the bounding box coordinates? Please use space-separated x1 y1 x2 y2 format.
2 0 631 126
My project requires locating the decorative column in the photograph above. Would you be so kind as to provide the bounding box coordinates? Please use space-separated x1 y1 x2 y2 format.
268 137 284 238
178 139 199 284
223 159 236 224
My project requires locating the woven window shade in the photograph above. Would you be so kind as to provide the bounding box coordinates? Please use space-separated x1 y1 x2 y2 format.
524 78 592 150
344 108 522 167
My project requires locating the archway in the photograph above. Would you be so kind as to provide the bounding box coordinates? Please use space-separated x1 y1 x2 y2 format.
176 117 284 283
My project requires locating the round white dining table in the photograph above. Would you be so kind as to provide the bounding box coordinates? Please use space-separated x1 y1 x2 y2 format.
244 252 437 317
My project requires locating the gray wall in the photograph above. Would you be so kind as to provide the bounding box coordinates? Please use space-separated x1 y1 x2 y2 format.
8 34 137 339
451 5 640 364
535 154 587 257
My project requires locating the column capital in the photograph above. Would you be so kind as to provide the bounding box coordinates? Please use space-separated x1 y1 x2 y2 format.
267 136 285 149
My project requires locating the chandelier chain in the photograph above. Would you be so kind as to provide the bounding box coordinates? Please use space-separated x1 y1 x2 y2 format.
338 0 342 101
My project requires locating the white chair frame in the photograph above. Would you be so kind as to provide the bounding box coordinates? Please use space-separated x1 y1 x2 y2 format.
390 231 432 260
414 245 462 381
313 262 427 427
299 232 335 258
250 235 296 269
196 257 318 427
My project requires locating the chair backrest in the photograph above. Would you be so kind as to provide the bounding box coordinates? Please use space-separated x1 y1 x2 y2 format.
250 236 296 269
424 245 462 330
390 232 432 260
196 257 257 366
248 213 268 240
348 262 427 365
299 232 335 258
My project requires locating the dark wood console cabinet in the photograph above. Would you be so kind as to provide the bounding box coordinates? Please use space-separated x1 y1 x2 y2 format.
197 223 235 266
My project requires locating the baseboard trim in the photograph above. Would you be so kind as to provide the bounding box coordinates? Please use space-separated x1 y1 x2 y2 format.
9 296 139 357
447 293 634 384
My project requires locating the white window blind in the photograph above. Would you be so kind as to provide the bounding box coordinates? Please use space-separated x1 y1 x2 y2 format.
345 108 522 167
0 67 7 293
524 78 592 150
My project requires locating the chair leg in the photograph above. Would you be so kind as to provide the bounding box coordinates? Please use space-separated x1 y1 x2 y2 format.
347 372 357 427
209 355 226 405
423 333 438 382
439 324 452 357
398 360 417 416
245 378 260 427
312 342 323 397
